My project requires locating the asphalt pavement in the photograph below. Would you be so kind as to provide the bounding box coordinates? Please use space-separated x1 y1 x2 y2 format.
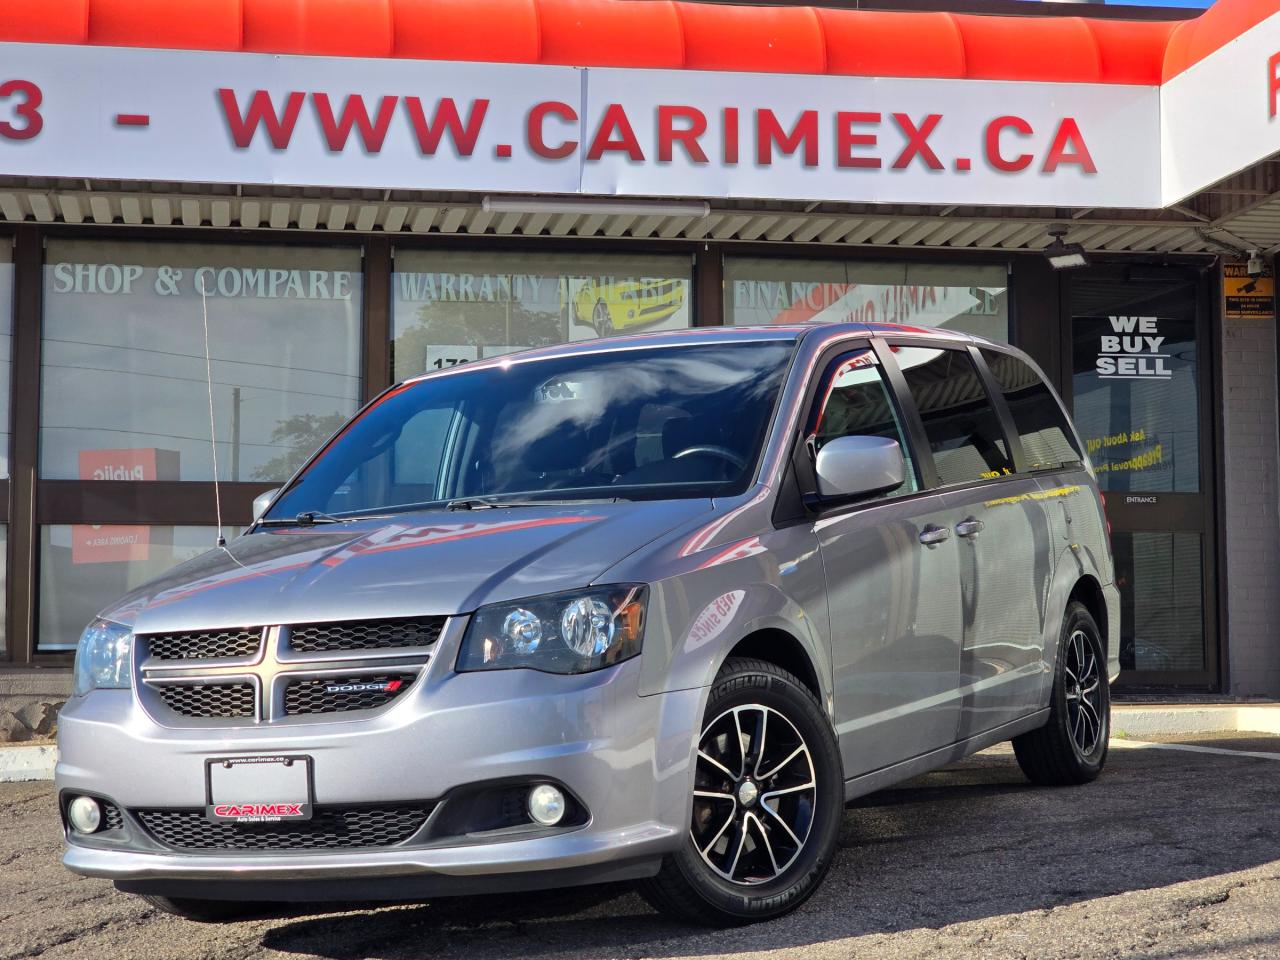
5 735 1280 960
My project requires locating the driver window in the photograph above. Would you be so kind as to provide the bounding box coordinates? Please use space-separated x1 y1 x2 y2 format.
809 349 918 499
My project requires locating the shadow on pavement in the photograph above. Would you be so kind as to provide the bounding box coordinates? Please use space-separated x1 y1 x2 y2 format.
261 743 1280 959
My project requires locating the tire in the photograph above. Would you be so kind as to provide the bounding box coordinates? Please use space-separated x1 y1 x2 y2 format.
637 657 843 926
1013 601 1110 786
592 300 613 337
139 894 278 923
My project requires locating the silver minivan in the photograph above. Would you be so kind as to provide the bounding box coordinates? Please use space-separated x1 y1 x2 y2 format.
58 321 1117 926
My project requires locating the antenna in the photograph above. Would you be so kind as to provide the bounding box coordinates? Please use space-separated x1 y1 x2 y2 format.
198 277 226 548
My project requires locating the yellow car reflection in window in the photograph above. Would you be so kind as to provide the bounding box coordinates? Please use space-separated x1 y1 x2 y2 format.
574 279 686 336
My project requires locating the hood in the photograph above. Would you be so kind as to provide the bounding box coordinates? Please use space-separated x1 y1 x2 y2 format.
103 500 712 634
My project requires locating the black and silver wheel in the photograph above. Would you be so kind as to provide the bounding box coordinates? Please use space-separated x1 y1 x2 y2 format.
592 300 613 337
1013 601 1110 786
638 658 843 926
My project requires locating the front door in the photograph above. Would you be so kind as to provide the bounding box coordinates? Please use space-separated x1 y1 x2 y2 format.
806 346 963 779
1065 267 1217 689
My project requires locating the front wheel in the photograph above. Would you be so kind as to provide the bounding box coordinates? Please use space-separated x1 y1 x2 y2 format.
1012 601 1110 786
637 657 843 926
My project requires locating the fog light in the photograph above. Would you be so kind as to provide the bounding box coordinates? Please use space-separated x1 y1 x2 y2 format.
67 796 102 834
527 784 566 826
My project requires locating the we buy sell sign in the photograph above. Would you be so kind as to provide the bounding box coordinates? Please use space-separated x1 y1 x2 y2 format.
0 42 1159 208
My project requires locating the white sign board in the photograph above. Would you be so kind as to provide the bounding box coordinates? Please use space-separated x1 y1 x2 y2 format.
0 42 1162 208
1161 11 1280 204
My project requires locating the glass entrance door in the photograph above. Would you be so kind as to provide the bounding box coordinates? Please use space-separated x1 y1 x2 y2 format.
1066 267 1218 688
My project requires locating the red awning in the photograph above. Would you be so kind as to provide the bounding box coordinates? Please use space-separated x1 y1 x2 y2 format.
0 0 1271 86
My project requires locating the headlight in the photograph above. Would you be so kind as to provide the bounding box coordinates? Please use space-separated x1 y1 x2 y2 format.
73 620 134 696
457 585 647 674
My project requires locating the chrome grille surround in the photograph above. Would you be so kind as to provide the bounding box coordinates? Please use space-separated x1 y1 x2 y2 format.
137 618 441 726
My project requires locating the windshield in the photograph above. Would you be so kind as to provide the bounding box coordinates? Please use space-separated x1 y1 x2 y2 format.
264 340 796 521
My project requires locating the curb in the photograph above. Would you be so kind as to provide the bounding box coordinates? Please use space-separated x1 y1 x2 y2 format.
0 742 57 782
1112 703 1280 739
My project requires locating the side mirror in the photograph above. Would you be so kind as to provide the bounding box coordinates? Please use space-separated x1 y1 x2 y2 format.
252 488 281 522
813 435 906 501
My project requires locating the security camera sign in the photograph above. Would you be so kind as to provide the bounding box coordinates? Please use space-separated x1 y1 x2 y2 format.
1224 262 1275 320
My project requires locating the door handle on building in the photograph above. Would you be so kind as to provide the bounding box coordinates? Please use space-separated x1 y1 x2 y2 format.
919 524 951 547
956 518 985 538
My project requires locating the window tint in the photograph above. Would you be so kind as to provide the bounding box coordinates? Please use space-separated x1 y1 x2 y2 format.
895 347 1012 485
981 349 1082 471
809 349 917 498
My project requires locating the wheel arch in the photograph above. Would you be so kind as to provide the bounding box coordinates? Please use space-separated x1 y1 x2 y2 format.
721 628 823 704
1068 574 1108 647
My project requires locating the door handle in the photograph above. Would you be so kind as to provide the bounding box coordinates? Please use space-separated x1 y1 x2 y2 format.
956 517 985 539
919 524 951 547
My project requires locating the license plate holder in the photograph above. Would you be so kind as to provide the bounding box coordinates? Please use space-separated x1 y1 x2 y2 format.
205 755 313 823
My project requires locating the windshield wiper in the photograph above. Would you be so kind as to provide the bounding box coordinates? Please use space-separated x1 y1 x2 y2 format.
260 511 390 527
445 496 629 511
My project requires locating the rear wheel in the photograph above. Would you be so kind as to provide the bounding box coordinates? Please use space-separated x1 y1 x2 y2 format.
637 657 843 926
1013 601 1110 786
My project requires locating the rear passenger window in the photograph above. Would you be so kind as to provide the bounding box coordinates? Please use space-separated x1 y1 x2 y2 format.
981 350 1082 471
893 346 1012 485
808 349 917 499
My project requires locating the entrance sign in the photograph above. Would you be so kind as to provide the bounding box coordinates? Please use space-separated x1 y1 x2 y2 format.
0 42 1160 208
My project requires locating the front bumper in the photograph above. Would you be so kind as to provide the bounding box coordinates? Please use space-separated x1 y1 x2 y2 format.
56 655 703 900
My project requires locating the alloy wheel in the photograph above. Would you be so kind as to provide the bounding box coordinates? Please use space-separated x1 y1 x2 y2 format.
1064 628 1103 755
691 704 817 885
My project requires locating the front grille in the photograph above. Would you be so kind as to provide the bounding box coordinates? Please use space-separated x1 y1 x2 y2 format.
135 804 433 851
140 616 442 724
102 800 124 831
155 682 255 719
289 617 444 653
145 629 263 661
283 675 415 715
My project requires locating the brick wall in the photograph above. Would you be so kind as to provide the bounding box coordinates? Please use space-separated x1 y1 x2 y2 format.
1221 310 1280 696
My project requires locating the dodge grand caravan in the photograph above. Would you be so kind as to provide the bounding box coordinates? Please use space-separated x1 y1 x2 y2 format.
58 322 1117 926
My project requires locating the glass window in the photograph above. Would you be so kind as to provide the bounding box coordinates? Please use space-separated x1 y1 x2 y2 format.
1113 531 1204 672
392 251 692 382
38 524 242 650
808 349 917 498
981 349 1082 471
724 258 1008 342
41 241 362 483
268 341 795 520
895 347 1011 486
1070 277 1199 493
0 240 12 478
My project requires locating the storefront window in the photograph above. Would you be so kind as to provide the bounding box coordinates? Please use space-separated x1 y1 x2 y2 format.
0 240 12 478
724 258 1009 342
1071 281 1199 492
1113 532 1205 672
38 525 241 650
40 241 362 483
391 251 692 382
